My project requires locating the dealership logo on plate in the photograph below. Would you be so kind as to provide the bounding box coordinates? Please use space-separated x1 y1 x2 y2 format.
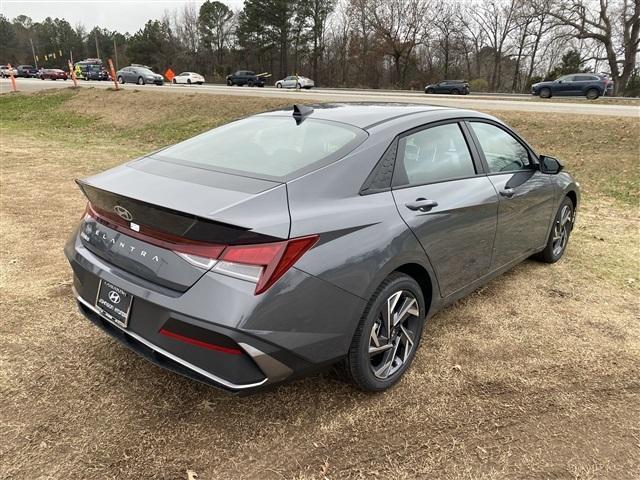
108 290 121 304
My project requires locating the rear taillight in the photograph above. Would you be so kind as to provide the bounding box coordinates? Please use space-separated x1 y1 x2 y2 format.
212 236 319 294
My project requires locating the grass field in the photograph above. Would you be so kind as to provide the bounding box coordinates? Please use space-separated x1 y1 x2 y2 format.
1 88 639 480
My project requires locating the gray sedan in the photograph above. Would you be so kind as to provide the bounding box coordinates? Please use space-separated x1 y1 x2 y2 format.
65 103 579 393
116 65 164 85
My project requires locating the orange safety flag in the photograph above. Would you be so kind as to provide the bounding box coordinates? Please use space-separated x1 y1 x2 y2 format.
164 68 175 82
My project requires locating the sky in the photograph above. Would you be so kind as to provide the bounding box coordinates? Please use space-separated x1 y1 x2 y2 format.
1 0 245 34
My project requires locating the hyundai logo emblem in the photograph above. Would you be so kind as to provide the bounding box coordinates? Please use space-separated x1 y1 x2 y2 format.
108 291 121 304
114 205 133 221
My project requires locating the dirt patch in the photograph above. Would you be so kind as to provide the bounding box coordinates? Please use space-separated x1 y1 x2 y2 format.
1 90 639 480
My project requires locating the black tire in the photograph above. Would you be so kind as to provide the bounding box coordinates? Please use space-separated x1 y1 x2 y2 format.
296 82 302 89
187 78 191 84
248 80 254 87
137 76 145 85
450 89 459 95
118 76 124 84
425 88 434 94
586 88 600 100
276 82 282 88
342 272 426 392
540 87 552 99
227 79 233 86
534 197 575 263
172 78 176 84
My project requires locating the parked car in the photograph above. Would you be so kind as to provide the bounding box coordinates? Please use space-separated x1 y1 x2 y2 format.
84 64 110 81
275 75 315 89
0 64 18 77
16 65 39 78
116 65 164 85
226 70 265 87
39 69 68 81
425 80 470 95
74 59 105 80
172 72 205 85
531 73 613 99
66 103 579 393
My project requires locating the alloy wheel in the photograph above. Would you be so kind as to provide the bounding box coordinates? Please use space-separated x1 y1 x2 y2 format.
369 290 420 379
552 204 572 256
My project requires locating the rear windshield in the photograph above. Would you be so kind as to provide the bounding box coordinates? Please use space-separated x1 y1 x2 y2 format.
151 116 367 180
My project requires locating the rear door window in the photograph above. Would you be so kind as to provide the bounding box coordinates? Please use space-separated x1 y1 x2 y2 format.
395 123 476 187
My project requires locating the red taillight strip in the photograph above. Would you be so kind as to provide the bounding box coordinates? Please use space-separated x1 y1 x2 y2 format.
159 328 243 355
86 203 225 259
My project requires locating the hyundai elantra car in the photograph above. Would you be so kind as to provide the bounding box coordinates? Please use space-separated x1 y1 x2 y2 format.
65 103 579 393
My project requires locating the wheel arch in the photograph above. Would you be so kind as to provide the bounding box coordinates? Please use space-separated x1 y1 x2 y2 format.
394 263 435 316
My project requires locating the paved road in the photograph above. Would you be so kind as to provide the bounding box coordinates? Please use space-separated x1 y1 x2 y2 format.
2 77 639 117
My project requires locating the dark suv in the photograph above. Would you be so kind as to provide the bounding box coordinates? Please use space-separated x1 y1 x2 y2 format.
531 74 613 99
424 80 470 95
226 70 265 87
16 65 39 78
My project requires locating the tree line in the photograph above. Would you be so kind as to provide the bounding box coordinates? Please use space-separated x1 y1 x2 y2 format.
1 0 638 95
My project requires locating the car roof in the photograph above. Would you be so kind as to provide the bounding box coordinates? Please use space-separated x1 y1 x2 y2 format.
257 103 460 129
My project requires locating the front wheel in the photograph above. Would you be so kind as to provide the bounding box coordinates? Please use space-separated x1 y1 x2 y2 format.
137 76 145 85
342 273 425 392
450 89 459 95
172 78 177 84
586 88 600 100
226 79 233 86
540 87 552 99
187 78 191 84
118 76 124 84
276 82 282 88
534 197 574 263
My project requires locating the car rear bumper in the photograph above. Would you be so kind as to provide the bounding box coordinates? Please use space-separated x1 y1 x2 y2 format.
65 227 365 392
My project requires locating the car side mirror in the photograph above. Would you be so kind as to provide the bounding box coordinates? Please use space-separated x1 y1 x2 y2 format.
539 155 564 174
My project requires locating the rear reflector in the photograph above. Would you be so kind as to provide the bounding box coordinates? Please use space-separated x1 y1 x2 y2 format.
159 328 243 355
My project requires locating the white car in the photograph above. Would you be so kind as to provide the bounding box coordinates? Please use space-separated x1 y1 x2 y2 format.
172 72 205 85
0 65 18 78
275 75 315 89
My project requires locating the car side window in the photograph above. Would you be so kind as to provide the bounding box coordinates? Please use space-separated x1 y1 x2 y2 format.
396 123 476 187
469 122 531 173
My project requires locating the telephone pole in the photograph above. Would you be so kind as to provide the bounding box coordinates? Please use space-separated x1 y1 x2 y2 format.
29 38 38 68
95 32 100 59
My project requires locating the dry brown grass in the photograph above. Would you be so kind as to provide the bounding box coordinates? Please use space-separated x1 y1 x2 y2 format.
1 89 639 480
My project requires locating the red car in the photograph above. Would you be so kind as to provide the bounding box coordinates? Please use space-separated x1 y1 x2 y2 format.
40 69 68 81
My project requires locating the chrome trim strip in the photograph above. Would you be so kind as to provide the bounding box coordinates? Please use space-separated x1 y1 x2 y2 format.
73 287 267 390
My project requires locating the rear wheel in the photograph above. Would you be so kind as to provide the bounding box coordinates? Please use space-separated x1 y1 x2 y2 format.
342 273 425 392
540 87 552 99
534 197 574 263
450 89 459 95
586 88 600 100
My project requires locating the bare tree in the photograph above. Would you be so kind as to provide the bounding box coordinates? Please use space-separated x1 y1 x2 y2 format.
365 0 430 87
543 0 640 93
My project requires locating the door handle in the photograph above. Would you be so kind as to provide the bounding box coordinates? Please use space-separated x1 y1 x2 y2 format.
405 198 438 212
500 188 515 198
